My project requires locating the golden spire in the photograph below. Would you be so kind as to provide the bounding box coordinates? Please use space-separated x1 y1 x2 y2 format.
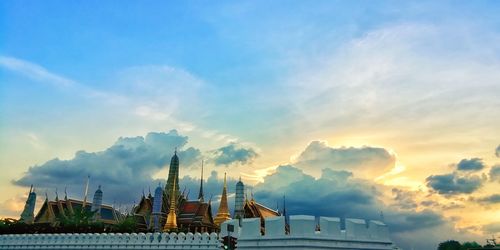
163 176 178 231
214 172 231 226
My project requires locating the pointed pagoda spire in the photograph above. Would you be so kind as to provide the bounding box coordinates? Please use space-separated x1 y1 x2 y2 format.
198 160 204 202
163 175 178 231
282 194 288 226
55 188 59 202
82 175 90 209
165 150 180 198
234 176 245 219
282 194 286 216
19 185 36 224
64 186 68 200
214 172 231 226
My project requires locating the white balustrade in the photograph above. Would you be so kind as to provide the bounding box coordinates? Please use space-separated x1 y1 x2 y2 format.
0 231 220 250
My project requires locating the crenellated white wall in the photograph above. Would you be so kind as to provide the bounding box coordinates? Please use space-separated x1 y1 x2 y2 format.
0 232 221 249
221 215 395 250
1 216 396 250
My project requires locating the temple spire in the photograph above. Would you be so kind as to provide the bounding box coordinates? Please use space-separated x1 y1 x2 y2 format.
165 151 180 198
234 176 245 219
163 176 178 231
19 185 36 224
64 186 68 200
198 160 204 202
214 172 231 226
82 175 90 209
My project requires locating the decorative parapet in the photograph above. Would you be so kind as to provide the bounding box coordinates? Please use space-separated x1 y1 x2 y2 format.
220 215 394 250
0 232 220 250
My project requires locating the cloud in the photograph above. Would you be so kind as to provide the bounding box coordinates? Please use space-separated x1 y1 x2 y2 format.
392 188 418 210
293 141 395 178
13 130 201 204
251 164 465 249
456 158 485 171
482 222 500 234
471 194 500 205
426 172 483 195
211 143 258 166
0 56 75 87
489 165 500 183
253 165 453 248
0 193 31 218
496 145 500 158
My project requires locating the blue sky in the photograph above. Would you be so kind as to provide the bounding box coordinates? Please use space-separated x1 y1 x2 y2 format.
1 1 500 249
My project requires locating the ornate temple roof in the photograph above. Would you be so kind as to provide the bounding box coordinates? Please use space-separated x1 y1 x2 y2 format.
178 200 214 226
244 199 280 220
34 198 121 225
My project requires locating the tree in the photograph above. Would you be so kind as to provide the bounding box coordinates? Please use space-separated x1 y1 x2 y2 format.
461 241 482 250
438 240 462 250
113 216 137 233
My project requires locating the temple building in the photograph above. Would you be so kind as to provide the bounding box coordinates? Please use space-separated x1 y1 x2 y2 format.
230 180 280 229
133 152 217 233
33 186 121 226
20 150 281 233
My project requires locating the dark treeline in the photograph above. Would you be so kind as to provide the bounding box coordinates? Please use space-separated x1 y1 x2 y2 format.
437 240 498 250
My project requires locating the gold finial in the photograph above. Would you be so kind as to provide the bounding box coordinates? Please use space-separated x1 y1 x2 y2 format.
214 172 231 226
163 175 178 231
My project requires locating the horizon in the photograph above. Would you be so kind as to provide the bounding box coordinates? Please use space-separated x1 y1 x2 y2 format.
1 1 500 249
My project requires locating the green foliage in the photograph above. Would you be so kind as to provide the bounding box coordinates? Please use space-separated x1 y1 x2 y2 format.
437 240 488 250
461 242 482 250
438 240 463 250
113 216 137 233
55 207 104 233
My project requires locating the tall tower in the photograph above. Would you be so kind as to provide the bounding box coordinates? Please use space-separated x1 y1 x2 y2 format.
163 177 178 231
19 185 36 224
152 183 164 232
165 151 180 197
198 160 204 202
234 177 245 219
91 185 103 219
214 173 231 226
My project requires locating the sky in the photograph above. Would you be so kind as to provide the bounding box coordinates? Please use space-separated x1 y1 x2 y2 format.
1 1 500 249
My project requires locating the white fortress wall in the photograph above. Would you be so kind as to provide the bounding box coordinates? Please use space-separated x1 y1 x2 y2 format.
221 215 395 250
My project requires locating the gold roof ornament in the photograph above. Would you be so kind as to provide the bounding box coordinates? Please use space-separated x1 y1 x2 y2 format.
214 172 231 226
163 176 178 231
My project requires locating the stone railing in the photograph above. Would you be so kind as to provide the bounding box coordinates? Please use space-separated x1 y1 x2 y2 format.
220 215 395 250
0 232 221 250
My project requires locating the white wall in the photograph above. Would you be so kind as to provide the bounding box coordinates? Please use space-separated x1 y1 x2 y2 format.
0 232 221 250
221 215 395 250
